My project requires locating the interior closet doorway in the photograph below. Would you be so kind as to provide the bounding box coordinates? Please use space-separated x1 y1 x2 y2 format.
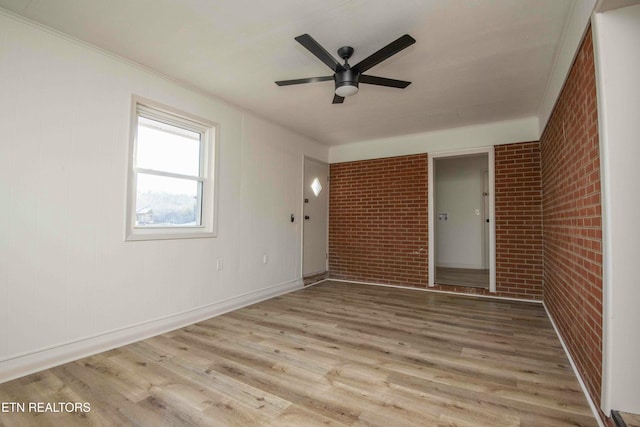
428 148 495 292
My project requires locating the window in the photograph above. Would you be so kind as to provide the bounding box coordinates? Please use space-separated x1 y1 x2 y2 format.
310 177 323 197
126 97 218 240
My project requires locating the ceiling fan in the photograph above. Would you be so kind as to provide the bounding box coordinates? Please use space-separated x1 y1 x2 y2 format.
275 34 416 104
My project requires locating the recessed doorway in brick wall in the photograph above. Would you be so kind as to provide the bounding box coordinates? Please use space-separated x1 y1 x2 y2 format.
429 148 495 291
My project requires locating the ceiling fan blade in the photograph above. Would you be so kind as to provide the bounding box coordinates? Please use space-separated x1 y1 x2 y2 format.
295 34 344 72
275 76 333 86
332 94 345 104
359 75 411 88
353 34 416 74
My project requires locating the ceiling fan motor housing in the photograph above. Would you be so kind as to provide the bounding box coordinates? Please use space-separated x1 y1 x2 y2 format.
334 68 359 91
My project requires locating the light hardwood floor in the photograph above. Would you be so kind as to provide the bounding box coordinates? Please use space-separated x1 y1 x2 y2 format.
0 281 597 426
436 267 490 289
621 411 640 427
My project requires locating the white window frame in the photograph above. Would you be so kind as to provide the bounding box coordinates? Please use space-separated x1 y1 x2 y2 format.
126 96 218 241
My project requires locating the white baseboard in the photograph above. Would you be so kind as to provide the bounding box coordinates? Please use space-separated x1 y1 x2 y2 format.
0 278 303 384
304 278 330 287
543 302 606 427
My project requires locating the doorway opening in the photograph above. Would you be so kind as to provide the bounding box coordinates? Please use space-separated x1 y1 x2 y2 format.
428 148 495 291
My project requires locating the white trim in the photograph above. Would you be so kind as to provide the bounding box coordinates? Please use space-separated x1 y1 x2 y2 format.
327 279 541 304
299 155 305 279
591 12 613 416
0 279 303 384
303 278 331 288
428 147 496 292
543 303 606 427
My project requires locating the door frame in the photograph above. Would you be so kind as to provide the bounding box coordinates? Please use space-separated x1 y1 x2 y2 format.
301 156 329 278
428 146 496 292
482 168 490 270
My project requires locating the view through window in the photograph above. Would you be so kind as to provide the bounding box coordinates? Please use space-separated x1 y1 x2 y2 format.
134 116 203 227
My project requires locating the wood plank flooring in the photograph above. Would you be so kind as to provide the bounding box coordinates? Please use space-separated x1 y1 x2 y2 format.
0 281 597 426
621 411 640 427
436 267 490 289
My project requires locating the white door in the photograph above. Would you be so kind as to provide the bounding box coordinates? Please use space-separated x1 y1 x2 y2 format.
303 158 328 277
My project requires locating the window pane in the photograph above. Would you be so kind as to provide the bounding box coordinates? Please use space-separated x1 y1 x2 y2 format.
311 177 322 197
135 173 202 227
137 116 201 176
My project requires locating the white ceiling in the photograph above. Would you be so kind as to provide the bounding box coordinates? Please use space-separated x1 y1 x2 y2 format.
0 0 576 145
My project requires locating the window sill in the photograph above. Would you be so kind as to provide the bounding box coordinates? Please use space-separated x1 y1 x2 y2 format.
125 227 217 241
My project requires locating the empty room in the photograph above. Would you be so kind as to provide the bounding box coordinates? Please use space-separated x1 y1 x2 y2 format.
0 1 639 426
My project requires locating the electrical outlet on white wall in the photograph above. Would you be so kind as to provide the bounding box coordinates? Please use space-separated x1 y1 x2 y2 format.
263 254 268 264
216 258 223 271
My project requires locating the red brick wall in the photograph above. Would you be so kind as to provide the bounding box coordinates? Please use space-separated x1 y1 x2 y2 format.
494 142 543 299
540 27 603 410
328 154 428 287
329 147 544 300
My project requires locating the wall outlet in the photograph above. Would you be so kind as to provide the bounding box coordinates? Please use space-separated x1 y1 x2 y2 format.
216 258 223 271
263 254 268 264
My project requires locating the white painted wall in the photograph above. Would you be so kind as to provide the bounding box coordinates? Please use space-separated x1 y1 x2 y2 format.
434 155 487 269
329 117 539 163
0 12 327 382
593 4 640 415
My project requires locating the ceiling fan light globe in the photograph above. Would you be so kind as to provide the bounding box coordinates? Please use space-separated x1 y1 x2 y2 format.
335 84 359 97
